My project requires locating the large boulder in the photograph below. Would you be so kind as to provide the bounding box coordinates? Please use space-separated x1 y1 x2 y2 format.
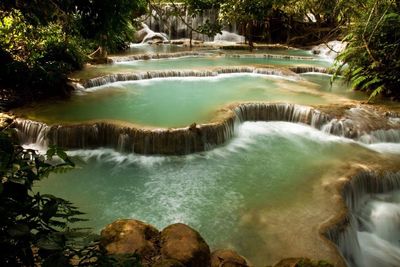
211 249 250 267
100 219 160 265
160 223 211 267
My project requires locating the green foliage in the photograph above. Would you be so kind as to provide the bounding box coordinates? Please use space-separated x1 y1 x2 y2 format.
76 0 147 51
0 0 147 107
0 130 79 265
0 131 142 266
219 0 275 24
0 10 88 105
335 0 400 101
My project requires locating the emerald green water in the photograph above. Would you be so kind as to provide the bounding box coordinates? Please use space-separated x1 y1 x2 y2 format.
112 44 313 57
36 122 398 265
23 46 390 265
21 74 359 127
74 54 330 79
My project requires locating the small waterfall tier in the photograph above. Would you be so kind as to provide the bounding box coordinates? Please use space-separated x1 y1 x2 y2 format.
214 31 245 43
322 106 400 141
80 67 330 89
109 51 213 63
15 103 331 155
15 103 400 155
312 41 348 60
225 54 316 61
326 171 400 267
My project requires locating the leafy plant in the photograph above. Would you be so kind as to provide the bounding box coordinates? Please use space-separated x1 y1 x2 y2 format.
334 0 400 101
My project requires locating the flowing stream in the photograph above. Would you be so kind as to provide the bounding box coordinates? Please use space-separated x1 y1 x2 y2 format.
33 122 400 266
14 45 400 266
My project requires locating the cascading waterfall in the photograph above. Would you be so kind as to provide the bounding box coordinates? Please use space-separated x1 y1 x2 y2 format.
109 51 213 62
14 104 329 155
326 171 400 267
80 67 329 89
14 116 237 155
225 54 315 61
288 66 331 74
13 103 400 155
358 129 400 144
144 5 221 41
322 107 400 140
312 41 348 60
109 52 318 63
233 103 330 129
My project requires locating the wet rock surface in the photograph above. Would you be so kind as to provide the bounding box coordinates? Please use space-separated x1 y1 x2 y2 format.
100 219 160 265
99 219 335 267
211 249 250 267
160 223 211 267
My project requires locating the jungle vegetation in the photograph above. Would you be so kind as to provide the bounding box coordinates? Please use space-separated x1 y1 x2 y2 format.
0 0 399 265
0 0 399 102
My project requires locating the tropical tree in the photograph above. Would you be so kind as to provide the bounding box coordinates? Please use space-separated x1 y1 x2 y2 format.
219 0 280 46
335 0 400 100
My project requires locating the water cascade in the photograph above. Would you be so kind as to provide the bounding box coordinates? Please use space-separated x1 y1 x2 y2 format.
80 67 330 89
322 107 400 139
326 171 400 267
144 4 220 41
137 23 169 44
312 41 348 60
108 51 213 63
214 31 245 43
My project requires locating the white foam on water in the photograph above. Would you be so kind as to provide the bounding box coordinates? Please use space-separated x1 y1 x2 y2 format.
82 72 300 92
352 191 400 267
365 143 400 154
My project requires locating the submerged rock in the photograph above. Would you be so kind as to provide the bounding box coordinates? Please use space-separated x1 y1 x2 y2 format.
100 219 160 265
160 223 211 267
211 249 250 267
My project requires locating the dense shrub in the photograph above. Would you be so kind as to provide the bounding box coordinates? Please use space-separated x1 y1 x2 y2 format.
0 10 88 105
335 1 400 101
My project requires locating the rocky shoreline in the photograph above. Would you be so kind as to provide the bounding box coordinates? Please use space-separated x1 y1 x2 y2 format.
99 219 333 267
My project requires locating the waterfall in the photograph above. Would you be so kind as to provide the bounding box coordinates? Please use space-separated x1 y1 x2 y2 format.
288 66 331 74
144 4 238 42
109 51 213 63
109 52 317 63
14 116 237 155
214 31 245 43
137 23 169 44
225 54 315 61
358 129 400 144
15 119 50 146
326 171 400 267
15 104 330 155
321 107 400 140
312 41 348 60
81 67 303 89
14 104 400 155
233 103 331 128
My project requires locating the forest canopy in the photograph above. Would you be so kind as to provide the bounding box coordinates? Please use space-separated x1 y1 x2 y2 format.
0 0 399 106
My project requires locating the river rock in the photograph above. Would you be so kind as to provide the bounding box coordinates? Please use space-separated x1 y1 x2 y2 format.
100 219 160 265
211 249 250 267
160 223 211 267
